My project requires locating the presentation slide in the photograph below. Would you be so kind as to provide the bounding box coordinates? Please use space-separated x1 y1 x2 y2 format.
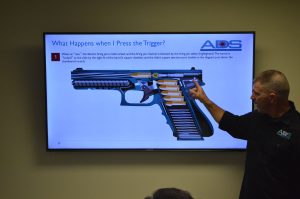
44 32 254 150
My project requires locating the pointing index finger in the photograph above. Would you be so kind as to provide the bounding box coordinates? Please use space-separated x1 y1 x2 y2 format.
193 79 201 89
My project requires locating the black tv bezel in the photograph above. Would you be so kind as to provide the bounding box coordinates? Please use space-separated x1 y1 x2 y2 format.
43 31 255 151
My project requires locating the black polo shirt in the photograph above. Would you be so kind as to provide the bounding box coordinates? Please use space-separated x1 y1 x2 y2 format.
219 101 300 199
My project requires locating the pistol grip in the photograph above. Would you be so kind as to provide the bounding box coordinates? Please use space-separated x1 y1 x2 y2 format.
190 100 213 137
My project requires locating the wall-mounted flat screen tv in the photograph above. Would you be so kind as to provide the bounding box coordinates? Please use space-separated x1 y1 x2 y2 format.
44 32 254 150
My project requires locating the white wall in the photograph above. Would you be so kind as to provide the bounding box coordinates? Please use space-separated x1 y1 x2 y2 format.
1 1 300 199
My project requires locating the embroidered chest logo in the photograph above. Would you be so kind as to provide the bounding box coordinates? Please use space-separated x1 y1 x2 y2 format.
276 129 292 140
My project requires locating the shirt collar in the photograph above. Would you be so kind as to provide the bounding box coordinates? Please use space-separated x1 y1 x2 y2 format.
269 101 296 125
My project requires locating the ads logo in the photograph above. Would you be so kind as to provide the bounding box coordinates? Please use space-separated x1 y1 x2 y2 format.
200 40 242 51
276 129 292 140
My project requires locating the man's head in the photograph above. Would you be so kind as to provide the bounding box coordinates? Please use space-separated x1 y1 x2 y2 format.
145 188 194 199
251 70 290 114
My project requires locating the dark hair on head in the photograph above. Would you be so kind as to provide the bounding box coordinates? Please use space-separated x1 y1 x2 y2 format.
147 187 194 199
254 69 290 99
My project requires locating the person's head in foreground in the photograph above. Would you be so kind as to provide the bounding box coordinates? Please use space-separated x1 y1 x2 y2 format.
145 187 194 199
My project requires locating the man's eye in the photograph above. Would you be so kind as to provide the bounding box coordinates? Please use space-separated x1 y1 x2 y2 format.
253 92 260 96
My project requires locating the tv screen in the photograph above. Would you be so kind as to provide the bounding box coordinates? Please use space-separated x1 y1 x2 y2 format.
44 32 254 150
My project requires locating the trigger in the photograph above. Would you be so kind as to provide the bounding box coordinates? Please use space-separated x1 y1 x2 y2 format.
140 85 159 103
140 85 152 103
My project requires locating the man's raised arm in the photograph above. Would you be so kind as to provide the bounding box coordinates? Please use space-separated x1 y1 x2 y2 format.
189 81 225 123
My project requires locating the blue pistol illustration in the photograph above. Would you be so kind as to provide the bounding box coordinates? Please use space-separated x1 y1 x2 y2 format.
71 67 213 140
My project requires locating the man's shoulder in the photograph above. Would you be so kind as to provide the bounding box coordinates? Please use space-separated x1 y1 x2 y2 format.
289 107 300 122
286 107 300 138
241 110 266 119
289 101 300 116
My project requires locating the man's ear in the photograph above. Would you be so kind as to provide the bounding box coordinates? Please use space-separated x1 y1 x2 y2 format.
268 92 277 103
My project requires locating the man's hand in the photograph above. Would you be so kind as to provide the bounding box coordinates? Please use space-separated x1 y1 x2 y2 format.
189 80 225 123
189 80 210 104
